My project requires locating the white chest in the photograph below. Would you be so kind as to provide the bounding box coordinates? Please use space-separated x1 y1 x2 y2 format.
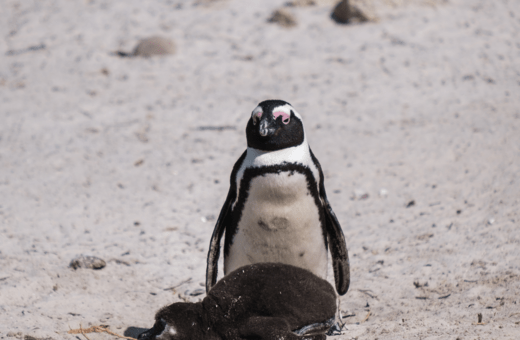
224 171 328 278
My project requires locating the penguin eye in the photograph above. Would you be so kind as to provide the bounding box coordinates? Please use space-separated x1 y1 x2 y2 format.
252 111 262 125
273 111 290 125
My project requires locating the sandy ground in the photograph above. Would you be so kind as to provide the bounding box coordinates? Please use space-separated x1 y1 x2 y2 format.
1 0 519 339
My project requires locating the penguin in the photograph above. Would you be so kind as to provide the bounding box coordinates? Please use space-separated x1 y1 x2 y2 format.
206 100 350 296
138 263 336 340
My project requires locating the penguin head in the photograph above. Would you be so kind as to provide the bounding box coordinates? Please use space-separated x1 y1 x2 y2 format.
138 303 213 340
246 100 305 151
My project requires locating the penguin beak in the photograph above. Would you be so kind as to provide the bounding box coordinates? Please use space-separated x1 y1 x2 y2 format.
258 119 276 137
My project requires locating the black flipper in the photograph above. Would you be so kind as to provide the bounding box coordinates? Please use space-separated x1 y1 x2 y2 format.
205 188 234 293
310 149 350 296
205 150 247 293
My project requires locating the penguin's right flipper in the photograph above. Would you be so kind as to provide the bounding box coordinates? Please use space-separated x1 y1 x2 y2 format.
205 151 247 293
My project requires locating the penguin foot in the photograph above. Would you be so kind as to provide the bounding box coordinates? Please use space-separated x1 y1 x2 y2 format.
326 322 344 336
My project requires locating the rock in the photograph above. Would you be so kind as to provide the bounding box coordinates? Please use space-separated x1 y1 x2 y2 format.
331 0 369 24
23 336 54 340
285 0 315 7
352 189 369 200
268 9 297 28
69 255 106 270
133 36 176 57
6 332 21 338
117 36 175 58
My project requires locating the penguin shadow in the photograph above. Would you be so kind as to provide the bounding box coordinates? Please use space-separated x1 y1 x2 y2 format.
124 326 149 339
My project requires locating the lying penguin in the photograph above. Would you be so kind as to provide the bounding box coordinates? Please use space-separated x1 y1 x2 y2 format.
138 263 336 340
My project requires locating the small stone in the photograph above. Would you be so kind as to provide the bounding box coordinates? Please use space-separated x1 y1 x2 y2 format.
352 189 369 200
379 188 388 197
186 288 205 297
268 9 297 28
487 217 495 225
70 255 106 270
417 233 434 240
133 36 176 57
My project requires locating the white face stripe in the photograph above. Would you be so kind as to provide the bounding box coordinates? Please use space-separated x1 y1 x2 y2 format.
251 103 303 121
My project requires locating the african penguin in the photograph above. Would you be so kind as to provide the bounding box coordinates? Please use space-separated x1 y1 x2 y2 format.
138 263 336 340
206 99 350 296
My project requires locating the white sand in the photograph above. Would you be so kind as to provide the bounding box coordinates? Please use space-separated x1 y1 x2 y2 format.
1 0 519 339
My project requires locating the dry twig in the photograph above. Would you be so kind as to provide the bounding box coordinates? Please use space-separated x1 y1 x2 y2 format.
361 311 371 323
358 289 378 299
68 325 136 340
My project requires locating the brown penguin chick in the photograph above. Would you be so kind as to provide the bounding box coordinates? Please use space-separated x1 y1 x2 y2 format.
138 263 337 340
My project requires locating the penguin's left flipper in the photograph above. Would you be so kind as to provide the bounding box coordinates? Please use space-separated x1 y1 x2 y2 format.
205 188 234 293
310 149 350 296
206 151 247 293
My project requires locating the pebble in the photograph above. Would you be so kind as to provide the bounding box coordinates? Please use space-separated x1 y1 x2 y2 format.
69 255 106 270
117 36 176 58
134 36 176 57
352 189 369 200
285 0 315 6
268 9 297 28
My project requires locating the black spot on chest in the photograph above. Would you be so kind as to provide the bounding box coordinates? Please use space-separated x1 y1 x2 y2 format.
257 217 289 231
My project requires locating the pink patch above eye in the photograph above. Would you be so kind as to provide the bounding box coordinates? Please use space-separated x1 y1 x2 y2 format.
273 111 290 124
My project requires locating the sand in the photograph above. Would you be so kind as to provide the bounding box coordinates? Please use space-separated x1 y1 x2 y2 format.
1 0 519 339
